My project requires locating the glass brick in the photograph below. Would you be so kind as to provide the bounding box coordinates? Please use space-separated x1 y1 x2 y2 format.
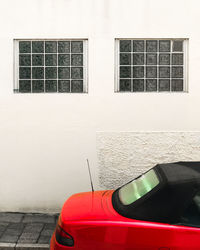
45 80 57 92
146 40 158 52
32 54 44 66
172 67 183 78
45 54 57 66
146 54 157 65
58 80 70 92
171 79 183 91
45 67 57 79
159 40 171 52
71 80 83 93
146 79 157 91
19 80 31 92
19 55 31 66
133 66 144 78
45 41 57 53
119 79 131 91
159 67 170 78
120 40 131 52
146 66 157 78
159 54 170 65
58 41 70 53
71 41 83 53
19 41 31 53
133 40 144 52
133 54 144 65
159 79 170 91
32 41 44 53
120 53 131 65
120 66 131 78
32 80 44 93
58 67 70 79
71 67 83 79
58 54 70 66
172 54 183 65
71 54 83 66
133 79 144 92
19 67 31 79
32 67 44 79
173 40 183 52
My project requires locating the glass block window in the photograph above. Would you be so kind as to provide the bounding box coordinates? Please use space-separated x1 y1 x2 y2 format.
14 39 88 93
115 39 188 92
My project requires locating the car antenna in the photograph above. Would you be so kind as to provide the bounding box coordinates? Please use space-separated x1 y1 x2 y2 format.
86 159 94 192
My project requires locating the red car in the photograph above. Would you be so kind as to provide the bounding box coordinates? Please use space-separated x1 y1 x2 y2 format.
50 162 200 250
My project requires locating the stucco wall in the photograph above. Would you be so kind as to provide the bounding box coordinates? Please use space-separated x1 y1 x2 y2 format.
0 0 200 212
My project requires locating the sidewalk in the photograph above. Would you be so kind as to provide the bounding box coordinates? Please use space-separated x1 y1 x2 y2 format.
0 212 59 250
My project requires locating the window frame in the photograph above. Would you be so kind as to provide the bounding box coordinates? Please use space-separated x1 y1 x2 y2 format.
14 39 88 93
115 38 189 93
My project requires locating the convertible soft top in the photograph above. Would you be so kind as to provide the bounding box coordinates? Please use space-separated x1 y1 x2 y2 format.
112 162 200 223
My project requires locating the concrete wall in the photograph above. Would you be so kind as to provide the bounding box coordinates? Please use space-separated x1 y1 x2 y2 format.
1 0 200 212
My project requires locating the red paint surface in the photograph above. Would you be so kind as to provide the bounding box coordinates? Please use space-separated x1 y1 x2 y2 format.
50 190 200 250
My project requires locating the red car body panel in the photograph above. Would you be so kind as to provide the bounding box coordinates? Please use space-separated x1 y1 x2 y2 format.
50 190 200 250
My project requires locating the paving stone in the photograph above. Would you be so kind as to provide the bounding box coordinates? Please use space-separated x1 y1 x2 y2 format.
18 232 39 244
0 234 19 243
0 213 24 223
0 243 15 250
16 243 49 250
22 223 44 233
0 222 8 232
22 214 55 224
37 235 51 244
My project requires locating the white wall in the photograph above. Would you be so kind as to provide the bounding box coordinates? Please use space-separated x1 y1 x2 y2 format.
0 0 200 212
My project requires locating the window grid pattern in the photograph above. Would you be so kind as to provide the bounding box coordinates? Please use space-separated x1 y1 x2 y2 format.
117 39 187 92
15 40 87 93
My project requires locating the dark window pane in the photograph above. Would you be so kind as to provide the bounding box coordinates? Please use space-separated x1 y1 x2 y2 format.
119 79 131 91
159 79 170 91
19 41 31 53
120 40 131 52
159 40 171 52
58 80 70 92
32 41 44 53
32 54 44 66
133 40 144 52
146 54 157 65
19 80 31 92
172 67 183 78
32 67 44 79
58 67 70 79
32 80 44 93
159 54 170 65
19 67 31 79
45 67 57 79
146 79 157 92
71 54 83 66
45 80 57 92
45 41 57 53
133 66 144 78
45 54 57 66
172 54 183 65
159 67 170 78
19 55 31 66
133 79 144 92
146 66 157 78
71 41 83 53
146 40 158 52
58 54 70 66
120 66 131 78
120 53 131 65
133 54 144 65
173 41 183 52
171 79 183 91
71 67 83 79
71 80 83 93
58 41 70 53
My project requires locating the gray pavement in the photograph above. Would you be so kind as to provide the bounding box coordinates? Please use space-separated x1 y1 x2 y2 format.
0 212 59 249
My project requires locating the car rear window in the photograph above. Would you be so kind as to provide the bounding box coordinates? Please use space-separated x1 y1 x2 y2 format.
119 169 160 205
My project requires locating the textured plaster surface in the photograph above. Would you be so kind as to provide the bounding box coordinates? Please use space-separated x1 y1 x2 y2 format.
97 132 200 189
